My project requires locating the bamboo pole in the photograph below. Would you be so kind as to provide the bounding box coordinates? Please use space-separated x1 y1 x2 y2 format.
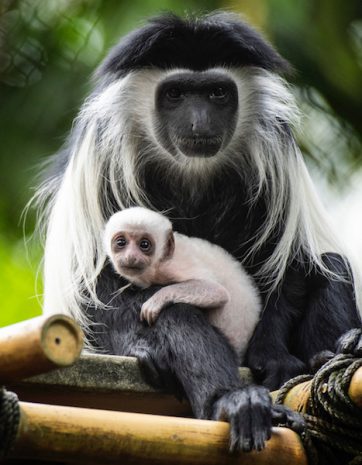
275 380 312 414
273 367 362 412
8 402 307 465
348 367 362 408
0 315 83 383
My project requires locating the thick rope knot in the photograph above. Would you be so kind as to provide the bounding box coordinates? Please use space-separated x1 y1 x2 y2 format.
0 387 20 457
276 353 362 465
307 354 362 459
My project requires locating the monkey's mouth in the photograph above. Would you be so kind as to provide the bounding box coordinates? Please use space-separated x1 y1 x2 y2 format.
176 136 222 157
120 265 145 275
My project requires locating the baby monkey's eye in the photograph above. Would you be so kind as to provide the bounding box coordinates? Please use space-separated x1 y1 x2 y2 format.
115 236 127 248
139 239 152 251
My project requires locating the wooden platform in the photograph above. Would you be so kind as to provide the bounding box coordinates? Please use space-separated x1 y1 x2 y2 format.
2 317 307 464
5 354 308 465
8 353 253 417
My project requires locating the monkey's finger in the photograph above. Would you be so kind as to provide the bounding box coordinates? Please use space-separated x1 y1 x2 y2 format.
211 398 241 452
236 404 253 452
228 414 240 452
146 310 154 326
140 305 152 326
142 307 153 326
147 310 154 326
149 309 161 325
249 390 272 451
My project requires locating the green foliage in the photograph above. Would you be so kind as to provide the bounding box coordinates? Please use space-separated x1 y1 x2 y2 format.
0 233 42 327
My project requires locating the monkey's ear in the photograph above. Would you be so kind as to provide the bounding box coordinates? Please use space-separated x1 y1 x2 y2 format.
163 230 175 260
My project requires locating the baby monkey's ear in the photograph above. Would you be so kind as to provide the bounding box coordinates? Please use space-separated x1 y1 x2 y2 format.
162 229 175 260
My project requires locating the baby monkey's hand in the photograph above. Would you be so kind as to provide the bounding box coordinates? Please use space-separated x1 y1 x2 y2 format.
140 295 167 325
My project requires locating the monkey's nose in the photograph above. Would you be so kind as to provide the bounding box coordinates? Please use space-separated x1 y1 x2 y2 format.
191 121 211 137
190 108 212 137
125 256 138 266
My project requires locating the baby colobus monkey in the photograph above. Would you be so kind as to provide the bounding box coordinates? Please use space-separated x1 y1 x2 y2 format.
104 207 262 360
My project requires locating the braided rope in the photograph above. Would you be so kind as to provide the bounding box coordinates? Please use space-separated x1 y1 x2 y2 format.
307 355 362 458
0 387 20 457
275 374 313 405
276 354 362 465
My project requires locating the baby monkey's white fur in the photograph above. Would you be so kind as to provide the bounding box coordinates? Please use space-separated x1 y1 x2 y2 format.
104 207 262 360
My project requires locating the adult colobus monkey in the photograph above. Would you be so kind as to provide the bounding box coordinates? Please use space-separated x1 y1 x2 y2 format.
36 13 361 451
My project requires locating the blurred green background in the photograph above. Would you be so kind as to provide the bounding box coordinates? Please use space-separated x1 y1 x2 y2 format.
0 0 361 327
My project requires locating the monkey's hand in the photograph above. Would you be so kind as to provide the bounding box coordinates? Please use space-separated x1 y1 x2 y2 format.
140 294 168 326
212 385 272 452
308 328 362 373
212 386 305 452
336 328 362 356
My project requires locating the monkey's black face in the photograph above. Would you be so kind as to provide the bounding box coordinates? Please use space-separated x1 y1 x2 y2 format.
155 71 238 158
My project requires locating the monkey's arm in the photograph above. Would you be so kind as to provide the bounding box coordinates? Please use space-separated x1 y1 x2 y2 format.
140 279 229 325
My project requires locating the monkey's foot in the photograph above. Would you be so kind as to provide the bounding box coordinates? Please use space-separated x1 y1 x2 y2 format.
309 350 335 373
212 385 272 452
249 354 307 391
271 404 305 434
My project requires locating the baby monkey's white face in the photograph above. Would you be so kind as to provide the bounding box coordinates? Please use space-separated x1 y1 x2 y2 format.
105 207 176 288
110 230 156 286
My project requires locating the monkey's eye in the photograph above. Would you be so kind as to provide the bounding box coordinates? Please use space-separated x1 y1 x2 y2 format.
166 87 182 100
209 87 228 100
139 239 152 251
115 236 127 248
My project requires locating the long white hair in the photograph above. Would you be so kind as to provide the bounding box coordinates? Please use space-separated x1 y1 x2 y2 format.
34 66 360 332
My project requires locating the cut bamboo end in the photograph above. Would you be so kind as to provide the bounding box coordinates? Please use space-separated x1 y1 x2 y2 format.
9 402 308 465
40 315 83 366
0 315 83 383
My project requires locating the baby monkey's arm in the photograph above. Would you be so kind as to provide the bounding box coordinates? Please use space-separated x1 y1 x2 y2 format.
140 279 229 325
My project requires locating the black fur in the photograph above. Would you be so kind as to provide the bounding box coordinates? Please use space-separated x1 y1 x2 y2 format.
87 265 304 452
246 253 361 388
46 13 361 452
97 13 290 80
